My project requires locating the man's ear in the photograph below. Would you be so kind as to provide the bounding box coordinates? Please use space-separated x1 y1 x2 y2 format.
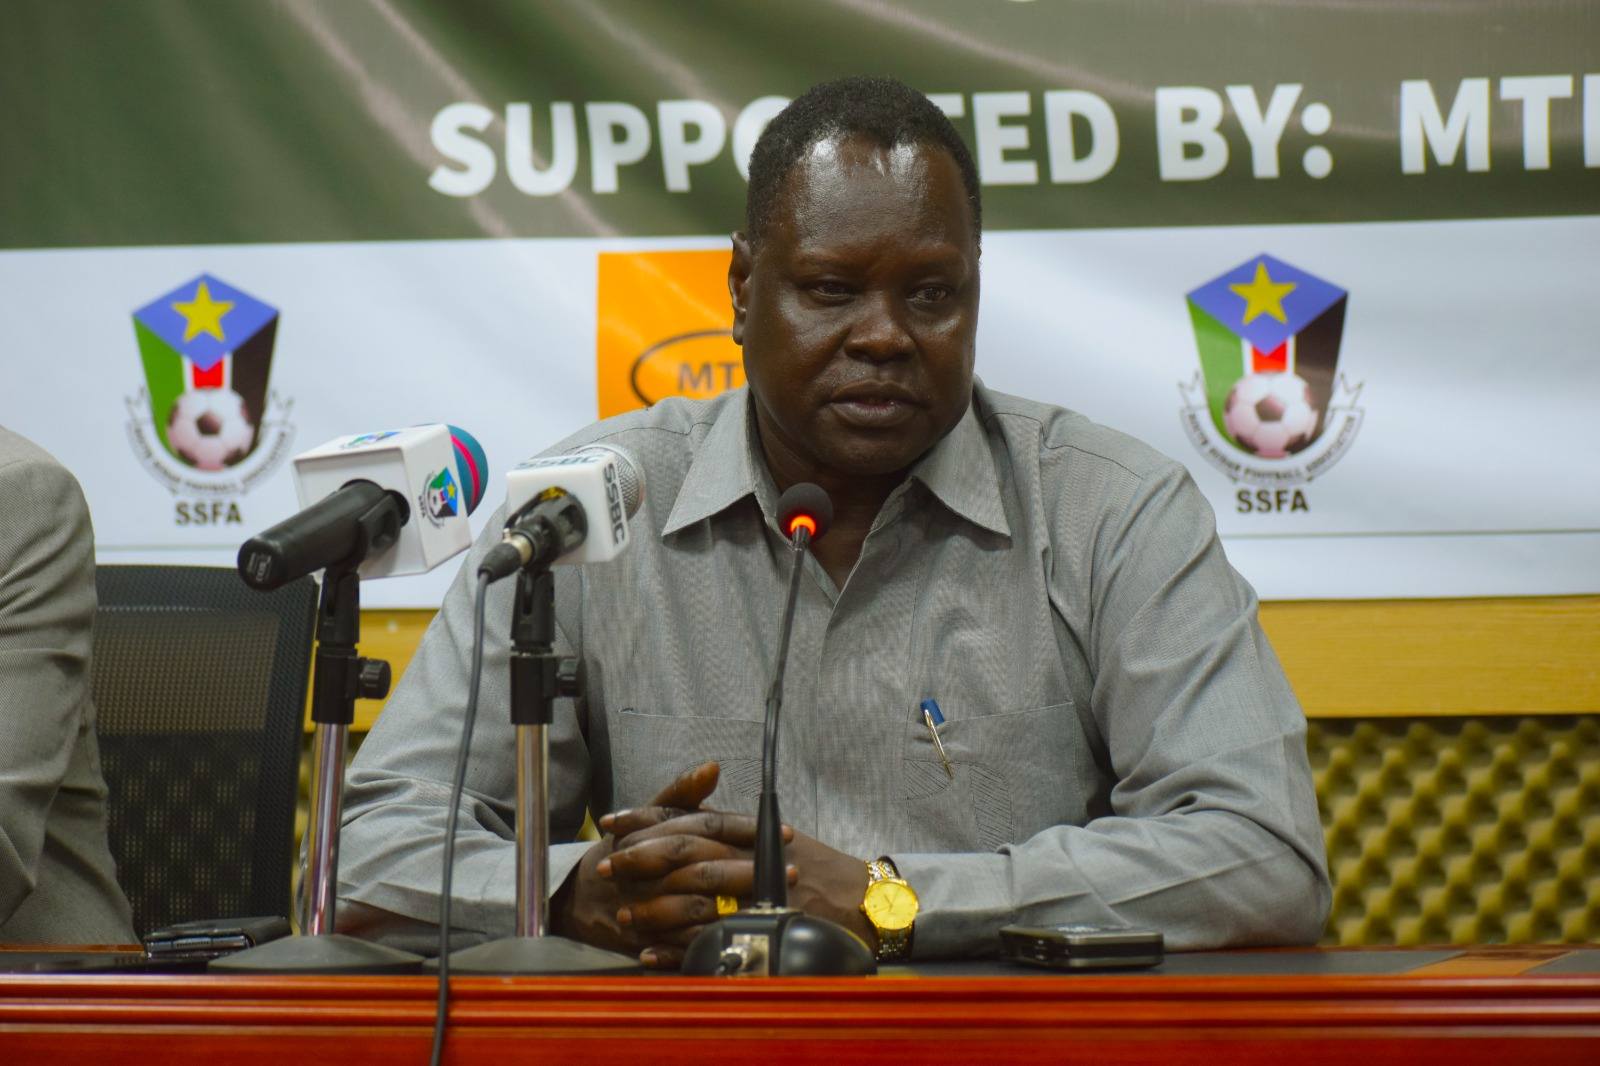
728 231 752 346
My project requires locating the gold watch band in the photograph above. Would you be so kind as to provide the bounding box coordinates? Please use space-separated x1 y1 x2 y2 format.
863 856 916 961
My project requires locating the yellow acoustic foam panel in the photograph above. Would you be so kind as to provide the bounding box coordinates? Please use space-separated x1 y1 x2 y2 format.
1311 715 1600 945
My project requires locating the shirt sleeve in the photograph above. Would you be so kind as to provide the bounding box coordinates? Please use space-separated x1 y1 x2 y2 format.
334 511 594 955
0 454 99 924
895 460 1331 957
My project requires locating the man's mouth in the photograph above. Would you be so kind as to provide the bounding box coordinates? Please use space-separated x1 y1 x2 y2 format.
829 397 917 427
827 382 921 428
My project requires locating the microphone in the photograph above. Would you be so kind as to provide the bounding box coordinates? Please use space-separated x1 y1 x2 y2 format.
221 424 487 978
478 444 645 582
238 424 485 589
437 445 650 980
752 484 832 904
777 483 833 540
682 483 876 977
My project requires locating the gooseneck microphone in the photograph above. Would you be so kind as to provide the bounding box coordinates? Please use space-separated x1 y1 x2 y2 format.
682 483 877 977
752 483 833 907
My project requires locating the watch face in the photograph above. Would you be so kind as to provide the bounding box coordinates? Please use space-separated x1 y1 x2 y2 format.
864 880 918 931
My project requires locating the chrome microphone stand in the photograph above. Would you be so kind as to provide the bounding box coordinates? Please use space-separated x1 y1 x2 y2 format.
441 567 639 974
214 562 421 973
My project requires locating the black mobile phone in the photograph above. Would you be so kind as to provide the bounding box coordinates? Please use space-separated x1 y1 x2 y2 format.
9 951 209 974
142 916 292 961
998 923 1164 970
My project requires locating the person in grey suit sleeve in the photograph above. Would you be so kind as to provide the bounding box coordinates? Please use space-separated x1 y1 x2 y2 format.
0 425 134 944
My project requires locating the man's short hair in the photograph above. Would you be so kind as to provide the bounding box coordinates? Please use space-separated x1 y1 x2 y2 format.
745 75 982 246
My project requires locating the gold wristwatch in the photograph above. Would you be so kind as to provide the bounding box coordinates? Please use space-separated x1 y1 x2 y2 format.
860 856 919 961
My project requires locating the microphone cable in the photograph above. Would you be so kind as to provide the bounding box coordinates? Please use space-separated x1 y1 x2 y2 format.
430 569 493 1066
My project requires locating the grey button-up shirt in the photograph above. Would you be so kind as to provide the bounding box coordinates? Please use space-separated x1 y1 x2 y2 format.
337 382 1330 956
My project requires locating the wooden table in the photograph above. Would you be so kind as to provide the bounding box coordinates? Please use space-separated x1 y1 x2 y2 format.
2 946 1597 1064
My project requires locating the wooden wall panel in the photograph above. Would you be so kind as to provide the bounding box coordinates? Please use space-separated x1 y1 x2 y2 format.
1260 596 1600 718
322 596 1600 731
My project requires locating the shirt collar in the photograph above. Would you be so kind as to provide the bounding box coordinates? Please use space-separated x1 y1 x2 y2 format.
905 391 1011 537
661 385 1011 539
662 388 770 536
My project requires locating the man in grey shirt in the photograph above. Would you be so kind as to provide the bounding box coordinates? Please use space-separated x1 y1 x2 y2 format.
337 77 1329 965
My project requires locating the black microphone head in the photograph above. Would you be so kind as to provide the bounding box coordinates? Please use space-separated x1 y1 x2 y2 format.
235 479 394 591
777 483 832 541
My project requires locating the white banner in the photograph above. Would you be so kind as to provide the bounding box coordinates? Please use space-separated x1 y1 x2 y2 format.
3 216 1596 606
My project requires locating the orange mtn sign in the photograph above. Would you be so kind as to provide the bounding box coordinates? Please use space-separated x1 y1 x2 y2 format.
596 250 745 419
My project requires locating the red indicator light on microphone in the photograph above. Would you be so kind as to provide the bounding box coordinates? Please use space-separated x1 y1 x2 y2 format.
776 483 832 544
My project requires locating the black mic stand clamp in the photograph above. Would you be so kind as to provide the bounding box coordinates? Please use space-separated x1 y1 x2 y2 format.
214 559 422 973
441 567 639 974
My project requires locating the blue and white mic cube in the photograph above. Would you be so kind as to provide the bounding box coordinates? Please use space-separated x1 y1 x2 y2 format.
293 425 473 579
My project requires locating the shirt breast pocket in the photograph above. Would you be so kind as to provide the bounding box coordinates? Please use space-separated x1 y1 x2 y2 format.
611 708 765 815
900 701 1082 851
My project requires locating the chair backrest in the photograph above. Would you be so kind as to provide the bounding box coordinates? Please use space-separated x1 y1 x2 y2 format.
90 565 317 937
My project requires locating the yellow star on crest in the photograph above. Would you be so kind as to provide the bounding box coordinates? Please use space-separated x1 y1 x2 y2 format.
1228 261 1297 325
172 280 234 343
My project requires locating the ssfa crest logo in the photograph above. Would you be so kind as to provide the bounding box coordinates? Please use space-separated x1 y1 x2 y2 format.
1179 255 1364 494
420 466 461 526
126 274 295 521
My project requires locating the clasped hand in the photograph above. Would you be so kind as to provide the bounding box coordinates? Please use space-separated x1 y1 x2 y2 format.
551 761 872 968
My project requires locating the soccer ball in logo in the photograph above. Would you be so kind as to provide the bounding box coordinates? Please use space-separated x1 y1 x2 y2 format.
1223 373 1320 459
165 388 257 471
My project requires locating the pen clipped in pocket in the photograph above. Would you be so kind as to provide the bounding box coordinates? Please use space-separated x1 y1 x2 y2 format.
900 699 1081 850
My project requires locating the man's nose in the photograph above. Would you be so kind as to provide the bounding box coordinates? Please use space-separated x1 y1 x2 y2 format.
844 291 914 362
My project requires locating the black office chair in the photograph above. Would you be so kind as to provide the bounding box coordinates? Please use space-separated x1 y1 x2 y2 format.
90 565 317 937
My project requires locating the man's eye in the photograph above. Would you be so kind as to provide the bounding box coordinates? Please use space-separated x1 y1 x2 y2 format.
809 281 852 300
911 285 951 303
